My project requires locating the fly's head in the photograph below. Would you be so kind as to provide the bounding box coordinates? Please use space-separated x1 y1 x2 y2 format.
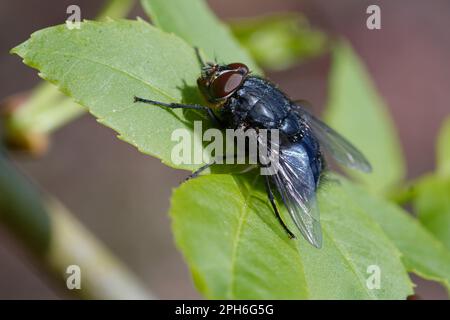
197 61 250 105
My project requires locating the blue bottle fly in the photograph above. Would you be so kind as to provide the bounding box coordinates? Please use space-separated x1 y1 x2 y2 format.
134 49 371 248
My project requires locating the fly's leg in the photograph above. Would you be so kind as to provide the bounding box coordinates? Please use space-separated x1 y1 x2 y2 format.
264 175 296 239
133 96 222 127
185 154 243 181
186 162 214 181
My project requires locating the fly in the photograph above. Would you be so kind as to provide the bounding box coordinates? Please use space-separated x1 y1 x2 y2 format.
134 48 372 248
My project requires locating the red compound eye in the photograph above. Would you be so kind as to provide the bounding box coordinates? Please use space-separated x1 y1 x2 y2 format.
209 70 245 99
207 63 249 100
197 62 250 102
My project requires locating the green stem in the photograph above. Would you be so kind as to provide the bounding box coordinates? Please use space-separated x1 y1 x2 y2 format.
3 0 135 153
0 154 154 299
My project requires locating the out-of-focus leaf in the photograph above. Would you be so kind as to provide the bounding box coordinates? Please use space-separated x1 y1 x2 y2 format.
412 176 450 252
230 13 327 70
343 179 450 291
141 0 261 73
170 173 412 299
410 118 450 252
437 116 450 177
325 41 405 195
12 19 209 171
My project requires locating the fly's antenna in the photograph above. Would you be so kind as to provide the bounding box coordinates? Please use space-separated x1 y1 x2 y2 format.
194 47 206 68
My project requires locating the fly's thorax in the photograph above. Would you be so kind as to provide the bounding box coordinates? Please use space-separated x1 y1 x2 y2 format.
220 76 291 130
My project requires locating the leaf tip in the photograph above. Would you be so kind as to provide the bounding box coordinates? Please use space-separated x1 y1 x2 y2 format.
10 40 29 58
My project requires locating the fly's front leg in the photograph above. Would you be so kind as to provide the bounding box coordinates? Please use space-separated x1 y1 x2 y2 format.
186 162 214 181
134 96 221 126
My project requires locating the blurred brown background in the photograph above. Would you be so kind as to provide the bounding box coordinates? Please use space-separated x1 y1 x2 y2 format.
0 0 449 299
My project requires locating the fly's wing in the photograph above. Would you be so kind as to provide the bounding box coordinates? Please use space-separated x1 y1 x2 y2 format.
262 137 322 248
293 103 372 173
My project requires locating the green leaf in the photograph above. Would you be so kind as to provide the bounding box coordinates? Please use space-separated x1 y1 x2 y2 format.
343 179 450 291
412 176 450 253
325 41 405 195
12 19 209 170
408 118 450 258
3 0 136 153
141 0 261 73
170 173 412 299
230 13 327 70
437 116 450 177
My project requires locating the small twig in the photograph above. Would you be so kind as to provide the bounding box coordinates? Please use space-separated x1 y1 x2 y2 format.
0 153 154 299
